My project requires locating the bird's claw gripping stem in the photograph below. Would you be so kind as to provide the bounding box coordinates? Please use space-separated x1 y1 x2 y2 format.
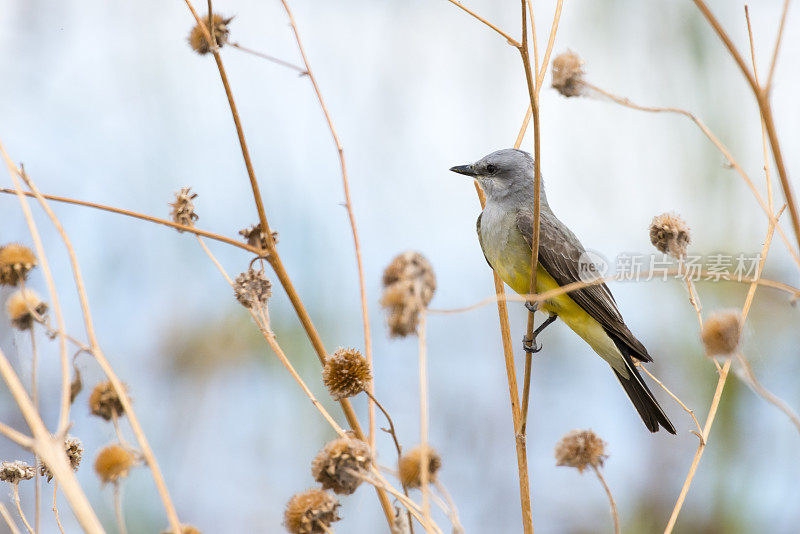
525 301 538 313
522 335 542 354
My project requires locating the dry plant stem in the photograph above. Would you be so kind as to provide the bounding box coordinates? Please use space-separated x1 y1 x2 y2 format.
684 278 720 373
582 82 800 269
433 480 464 534
0 150 71 439
13 485 34 534
473 180 532 534
113 484 127 534
279 0 376 450
417 314 432 532
635 363 703 441
30 329 40 534
0 348 102 533
196 237 348 437
444 0 520 46
229 43 307 74
664 207 783 534
591 466 620 534
12 166 182 534
534 0 564 92
0 503 22 534
766 0 791 91
735 352 800 434
52 485 65 534
691 0 800 255
0 189 262 255
0 422 33 449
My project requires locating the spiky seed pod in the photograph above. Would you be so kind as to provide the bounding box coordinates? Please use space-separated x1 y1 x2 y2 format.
322 348 372 400
89 381 126 421
380 252 437 337
187 14 232 55
234 269 272 309
169 187 198 230
555 429 607 473
161 526 203 534
94 445 136 484
239 223 278 250
0 461 35 484
701 311 742 357
649 212 691 259
40 436 83 482
398 445 441 489
311 437 372 495
551 50 586 97
283 488 341 534
6 289 48 330
0 244 37 286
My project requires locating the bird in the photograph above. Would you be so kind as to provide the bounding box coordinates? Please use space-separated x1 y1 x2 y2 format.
450 148 676 434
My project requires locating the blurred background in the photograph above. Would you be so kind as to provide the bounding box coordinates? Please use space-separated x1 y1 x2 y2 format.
1 0 799 532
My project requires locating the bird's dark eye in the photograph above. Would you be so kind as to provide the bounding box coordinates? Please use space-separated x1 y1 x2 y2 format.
486 164 497 174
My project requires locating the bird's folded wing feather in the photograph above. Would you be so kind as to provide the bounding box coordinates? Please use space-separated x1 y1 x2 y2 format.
516 210 651 362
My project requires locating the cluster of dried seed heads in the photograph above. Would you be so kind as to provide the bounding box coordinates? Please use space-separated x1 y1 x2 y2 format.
6 289 48 330
311 437 372 495
284 488 341 534
239 223 278 251
0 461 35 484
380 252 436 337
398 445 441 489
0 243 37 286
188 14 233 55
89 381 126 421
554 429 607 473
94 444 137 484
701 310 742 357
649 212 691 259
40 436 83 482
322 348 372 400
552 50 586 98
234 269 272 309
169 187 199 230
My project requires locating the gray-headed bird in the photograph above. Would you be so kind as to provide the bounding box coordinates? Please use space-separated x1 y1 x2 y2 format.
451 148 675 434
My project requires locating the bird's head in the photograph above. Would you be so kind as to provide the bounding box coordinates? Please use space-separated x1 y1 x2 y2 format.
450 149 535 199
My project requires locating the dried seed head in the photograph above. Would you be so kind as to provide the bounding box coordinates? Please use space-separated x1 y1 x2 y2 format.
322 348 372 400
239 223 278 251
701 311 742 357
188 14 232 55
398 445 441 489
89 381 126 421
161 526 202 534
284 488 341 534
94 445 136 484
552 50 586 97
555 429 607 473
311 437 372 495
0 461 35 484
6 289 48 330
234 269 272 309
649 212 691 259
40 436 83 482
169 187 198 230
0 243 37 286
380 252 436 337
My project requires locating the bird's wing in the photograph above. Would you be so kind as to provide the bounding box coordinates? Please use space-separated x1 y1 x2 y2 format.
516 210 651 362
476 212 493 269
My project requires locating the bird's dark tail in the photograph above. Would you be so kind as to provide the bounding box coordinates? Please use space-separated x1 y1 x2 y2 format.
612 354 676 434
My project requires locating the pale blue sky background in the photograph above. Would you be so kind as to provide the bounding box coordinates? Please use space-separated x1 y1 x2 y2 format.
1 0 799 532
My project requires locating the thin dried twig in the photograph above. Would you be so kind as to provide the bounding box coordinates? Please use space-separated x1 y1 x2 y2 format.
12 485 34 534
591 466 620 534
444 0 520 46
634 362 703 441
417 314 432 529
114 483 128 534
229 43 307 74
735 352 800 434
0 502 21 534
278 0 377 450
52 484 65 534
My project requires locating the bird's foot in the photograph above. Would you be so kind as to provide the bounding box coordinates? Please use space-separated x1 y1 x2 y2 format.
525 301 538 313
522 335 542 354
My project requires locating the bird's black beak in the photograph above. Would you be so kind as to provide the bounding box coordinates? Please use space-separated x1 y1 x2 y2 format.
449 164 477 177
